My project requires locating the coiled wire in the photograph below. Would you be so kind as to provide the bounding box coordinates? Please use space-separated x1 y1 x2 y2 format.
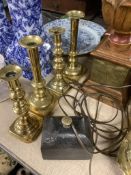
58 81 131 175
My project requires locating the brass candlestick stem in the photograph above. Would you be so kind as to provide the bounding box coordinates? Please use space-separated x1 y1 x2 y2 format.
19 35 55 117
64 10 85 80
47 27 69 95
0 65 41 143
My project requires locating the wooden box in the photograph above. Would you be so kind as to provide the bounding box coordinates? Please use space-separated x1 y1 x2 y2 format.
83 57 131 108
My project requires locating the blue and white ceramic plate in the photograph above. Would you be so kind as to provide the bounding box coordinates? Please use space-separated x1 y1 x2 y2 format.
44 19 105 55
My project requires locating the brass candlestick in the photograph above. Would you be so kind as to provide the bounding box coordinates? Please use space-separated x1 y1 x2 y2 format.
47 27 69 95
117 131 131 175
64 10 85 80
19 35 55 117
0 65 42 143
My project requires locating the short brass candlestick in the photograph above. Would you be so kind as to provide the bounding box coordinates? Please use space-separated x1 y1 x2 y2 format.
47 27 69 95
19 35 55 117
64 10 85 80
0 65 42 143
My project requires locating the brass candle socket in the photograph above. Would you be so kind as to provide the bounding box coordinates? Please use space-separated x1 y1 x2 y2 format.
0 65 42 143
19 35 55 117
64 10 85 81
47 27 70 95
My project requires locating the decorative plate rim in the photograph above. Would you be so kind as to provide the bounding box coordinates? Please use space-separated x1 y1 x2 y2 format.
44 19 106 55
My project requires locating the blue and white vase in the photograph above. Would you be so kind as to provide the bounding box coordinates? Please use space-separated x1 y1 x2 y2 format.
0 0 14 57
5 0 52 80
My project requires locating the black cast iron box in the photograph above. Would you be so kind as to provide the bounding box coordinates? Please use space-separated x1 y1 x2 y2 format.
41 116 93 160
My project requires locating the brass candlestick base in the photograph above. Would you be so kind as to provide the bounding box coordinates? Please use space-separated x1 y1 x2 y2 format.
19 35 55 117
117 131 131 175
47 27 70 95
64 61 86 82
64 10 85 81
9 113 42 143
48 80 69 95
0 65 42 143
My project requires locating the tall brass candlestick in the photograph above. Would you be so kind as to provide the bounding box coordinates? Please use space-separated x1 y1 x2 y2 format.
0 65 41 143
64 10 85 80
47 27 69 95
19 35 55 117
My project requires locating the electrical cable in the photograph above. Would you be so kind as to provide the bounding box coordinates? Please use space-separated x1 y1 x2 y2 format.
0 97 9 103
58 81 131 175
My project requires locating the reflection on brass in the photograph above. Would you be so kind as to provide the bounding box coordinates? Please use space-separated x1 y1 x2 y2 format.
47 27 69 95
19 35 55 117
64 10 85 81
117 131 131 175
61 116 72 128
0 65 42 143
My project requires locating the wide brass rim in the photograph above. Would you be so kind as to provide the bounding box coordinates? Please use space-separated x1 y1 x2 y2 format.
66 10 85 19
0 65 22 81
19 35 43 49
49 27 65 35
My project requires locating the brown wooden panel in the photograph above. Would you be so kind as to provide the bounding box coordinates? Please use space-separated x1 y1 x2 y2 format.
91 37 131 68
83 78 131 108
42 0 87 14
